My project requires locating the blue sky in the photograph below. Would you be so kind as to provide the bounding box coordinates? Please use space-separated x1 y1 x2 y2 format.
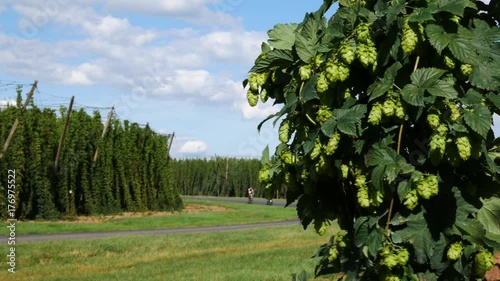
0 0 497 159
0 0 332 158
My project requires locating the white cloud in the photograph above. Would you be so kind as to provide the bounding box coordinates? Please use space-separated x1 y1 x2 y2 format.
179 140 208 154
0 99 16 108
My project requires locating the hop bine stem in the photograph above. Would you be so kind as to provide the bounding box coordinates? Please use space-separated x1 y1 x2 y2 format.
385 56 420 237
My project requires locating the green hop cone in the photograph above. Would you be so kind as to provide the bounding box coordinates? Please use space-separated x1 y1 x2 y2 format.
316 72 329 93
474 250 495 277
395 100 405 120
447 242 463 261
281 150 294 165
340 164 349 180
356 43 377 68
355 174 367 189
356 22 370 42
314 53 324 68
402 20 418 54
325 131 341 155
461 64 472 76
427 114 440 130
248 73 259 91
382 254 400 269
368 103 383 125
316 106 333 124
382 99 396 117
436 124 448 136
325 62 340 83
315 220 327 236
456 135 471 161
430 134 446 165
403 190 419 210
450 105 460 122
278 120 291 143
386 276 400 281
258 166 270 183
256 72 269 86
357 187 370 208
311 137 322 160
444 55 456 69
328 247 339 262
247 89 259 107
299 65 312 81
417 175 439 199
337 62 350 82
397 249 409 266
370 190 384 207
260 88 268 103
340 43 355 64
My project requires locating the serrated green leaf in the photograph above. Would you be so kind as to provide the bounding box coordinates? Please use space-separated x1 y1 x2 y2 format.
426 79 459 99
460 88 483 106
395 212 434 264
303 130 319 155
397 180 411 202
488 93 500 110
402 84 425 106
266 49 295 65
365 147 398 167
477 197 500 236
321 118 337 138
469 63 500 91
386 0 405 25
267 24 298 50
425 24 452 53
408 7 434 22
301 74 319 102
368 62 402 102
260 145 270 165
295 33 317 63
371 165 384 191
367 228 385 258
463 105 492 138
448 36 481 65
429 234 449 274
436 0 469 15
332 105 367 137
410 68 446 88
354 217 369 247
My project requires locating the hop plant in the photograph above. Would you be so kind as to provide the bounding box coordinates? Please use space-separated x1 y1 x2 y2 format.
402 19 418 54
256 72 269 86
281 150 294 165
403 190 419 210
416 175 439 199
430 134 446 165
248 73 259 91
382 99 396 117
461 64 472 76
315 220 327 236
340 42 355 64
260 88 268 102
279 120 291 143
299 65 312 81
317 106 333 124
444 55 456 69
357 22 371 42
328 247 339 262
340 164 349 180
456 135 471 161
436 124 448 136
356 43 377 68
474 250 495 277
357 186 370 208
447 242 463 261
325 131 341 155
258 166 270 184
394 100 406 120
427 114 440 130
311 137 322 160
317 72 329 93
247 89 259 107
368 103 383 125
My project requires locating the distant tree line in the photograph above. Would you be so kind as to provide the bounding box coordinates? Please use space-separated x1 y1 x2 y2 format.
171 157 280 198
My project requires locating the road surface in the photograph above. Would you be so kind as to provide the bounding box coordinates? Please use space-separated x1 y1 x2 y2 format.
2 196 299 243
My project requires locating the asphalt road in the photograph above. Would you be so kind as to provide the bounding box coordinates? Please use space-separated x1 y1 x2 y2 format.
2 196 299 243
183 195 297 207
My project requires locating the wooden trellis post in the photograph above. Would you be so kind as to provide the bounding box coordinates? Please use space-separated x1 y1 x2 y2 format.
93 105 114 163
0 80 38 159
54 96 75 171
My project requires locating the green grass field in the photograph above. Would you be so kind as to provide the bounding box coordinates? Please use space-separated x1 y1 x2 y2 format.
0 224 335 281
12 200 297 235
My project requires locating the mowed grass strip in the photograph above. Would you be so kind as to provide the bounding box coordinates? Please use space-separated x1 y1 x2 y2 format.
0 224 334 281
13 200 297 235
